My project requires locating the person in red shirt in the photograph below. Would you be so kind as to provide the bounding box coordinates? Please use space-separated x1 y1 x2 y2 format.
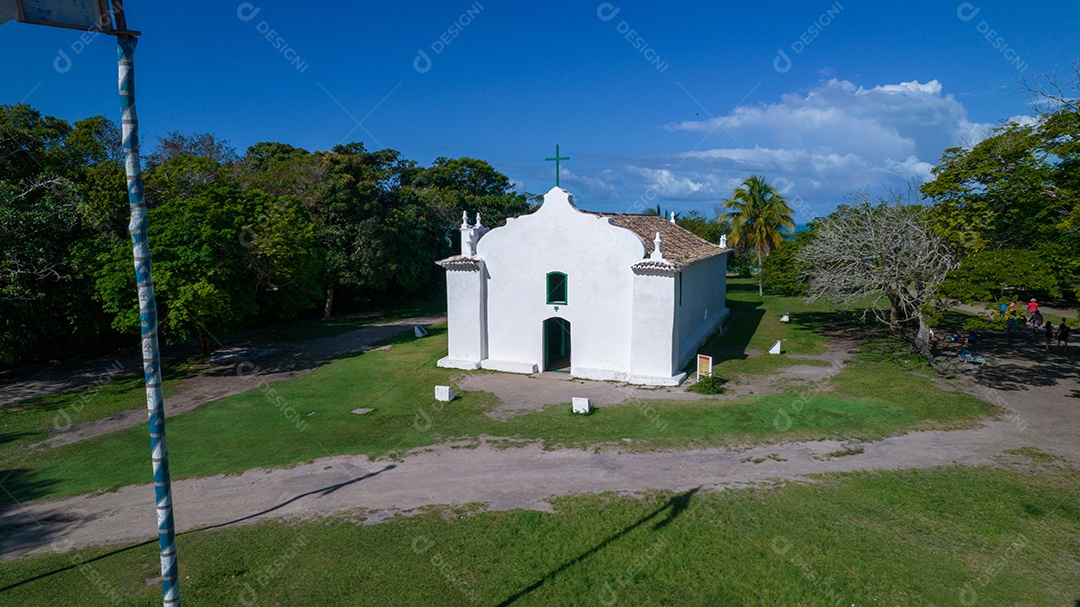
1027 298 1039 320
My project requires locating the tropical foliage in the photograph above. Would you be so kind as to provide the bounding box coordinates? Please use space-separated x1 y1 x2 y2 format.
0 104 534 364
920 97 1080 300
723 175 795 295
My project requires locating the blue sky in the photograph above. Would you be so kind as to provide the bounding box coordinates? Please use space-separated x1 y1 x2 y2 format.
1 0 1077 218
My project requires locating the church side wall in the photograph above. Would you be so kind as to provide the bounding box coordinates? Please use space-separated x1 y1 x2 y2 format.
675 253 730 369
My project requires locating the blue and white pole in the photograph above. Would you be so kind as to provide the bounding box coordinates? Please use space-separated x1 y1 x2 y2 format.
118 35 180 607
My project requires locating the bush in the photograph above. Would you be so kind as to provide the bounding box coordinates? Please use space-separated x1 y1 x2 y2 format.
689 374 726 394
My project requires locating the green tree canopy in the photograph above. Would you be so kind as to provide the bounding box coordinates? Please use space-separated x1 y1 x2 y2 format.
724 175 795 296
921 102 1080 300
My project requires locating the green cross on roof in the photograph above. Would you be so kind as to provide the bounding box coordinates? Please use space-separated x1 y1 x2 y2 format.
545 144 570 187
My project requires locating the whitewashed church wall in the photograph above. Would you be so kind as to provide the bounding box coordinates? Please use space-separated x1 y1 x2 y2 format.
438 265 487 369
675 253 730 369
629 271 677 381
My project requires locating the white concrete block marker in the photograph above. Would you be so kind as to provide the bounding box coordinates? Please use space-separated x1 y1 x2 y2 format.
435 385 454 402
414 325 429 338
769 340 782 355
572 397 591 414
779 313 790 323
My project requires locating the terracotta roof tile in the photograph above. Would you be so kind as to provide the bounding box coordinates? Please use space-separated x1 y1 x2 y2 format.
588 213 725 264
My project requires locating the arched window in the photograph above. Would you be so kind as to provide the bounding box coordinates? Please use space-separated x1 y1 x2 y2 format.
546 272 567 305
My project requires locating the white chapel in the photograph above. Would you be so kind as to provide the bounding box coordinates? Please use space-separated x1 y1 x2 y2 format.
436 186 731 385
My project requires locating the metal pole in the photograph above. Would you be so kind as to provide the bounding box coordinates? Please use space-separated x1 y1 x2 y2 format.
118 34 180 607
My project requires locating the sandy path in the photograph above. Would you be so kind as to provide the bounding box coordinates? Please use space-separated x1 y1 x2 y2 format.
2 364 1075 561
24 316 445 449
463 338 857 421
2 317 1076 561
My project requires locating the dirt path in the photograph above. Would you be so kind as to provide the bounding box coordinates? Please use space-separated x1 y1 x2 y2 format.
2 317 1077 561
462 338 856 421
24 316 445 449
0 410 1056 561
3 341 1076 561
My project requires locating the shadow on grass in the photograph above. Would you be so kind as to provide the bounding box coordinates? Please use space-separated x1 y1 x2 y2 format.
696 301 765 364
0 468 59 509
185 325 448 380
785 310 882 341
495 487 703 607
0 464 396 594
0 468 63 559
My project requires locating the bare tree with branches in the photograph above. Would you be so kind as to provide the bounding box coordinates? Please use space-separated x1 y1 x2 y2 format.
798 192 958 355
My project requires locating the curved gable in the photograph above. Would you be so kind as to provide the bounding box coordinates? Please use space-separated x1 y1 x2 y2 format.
476 187 646 264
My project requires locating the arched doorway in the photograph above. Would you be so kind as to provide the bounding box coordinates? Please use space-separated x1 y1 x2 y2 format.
543 317 571 372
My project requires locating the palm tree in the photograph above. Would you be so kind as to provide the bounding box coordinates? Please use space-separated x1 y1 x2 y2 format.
724 175 795 296
644 204 678 221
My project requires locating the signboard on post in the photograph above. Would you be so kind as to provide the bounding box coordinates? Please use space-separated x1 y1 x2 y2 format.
696 354 712 379
0 0 110 31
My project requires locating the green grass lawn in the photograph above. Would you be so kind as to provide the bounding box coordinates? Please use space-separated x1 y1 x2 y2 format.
0 374 181 457
692 278 856 378
0 297 446 462
1 322 996 506
3 462 1077 606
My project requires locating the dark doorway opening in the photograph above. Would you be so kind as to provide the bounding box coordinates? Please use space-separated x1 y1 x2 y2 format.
543 317 571 372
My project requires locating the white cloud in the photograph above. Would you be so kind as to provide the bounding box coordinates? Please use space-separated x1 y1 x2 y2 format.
536 78 1019 219
560 168 619 202
625 166 714 198
666 78 992 164
635 78 1006 215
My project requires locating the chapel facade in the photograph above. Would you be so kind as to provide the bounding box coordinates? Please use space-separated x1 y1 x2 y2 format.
436 187 730 385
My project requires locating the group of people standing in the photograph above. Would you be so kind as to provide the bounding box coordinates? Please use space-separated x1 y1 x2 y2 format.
1002 298 1071 352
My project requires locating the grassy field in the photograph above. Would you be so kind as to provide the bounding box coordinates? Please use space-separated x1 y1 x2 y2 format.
2 462 1077 606
0 296 447 460
1 313 996 505
0 373 182 456
692 280 834 377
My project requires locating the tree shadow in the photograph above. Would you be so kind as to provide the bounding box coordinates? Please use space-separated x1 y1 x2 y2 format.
785 309 884 342
0 464 395 593
193 325 447 379
0 468 63 560
494 487 702 607
0 432 35 448
943 329 1080 391
0 468 59 509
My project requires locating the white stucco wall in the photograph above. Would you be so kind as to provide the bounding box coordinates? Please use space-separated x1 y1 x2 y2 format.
476 188 646 377
438 262 487 370
674 253 730 370
629 269 678 382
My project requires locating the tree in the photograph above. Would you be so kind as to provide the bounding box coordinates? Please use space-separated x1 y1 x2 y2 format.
0 105 123 365
723 175 794 296
418 157 533 228
921 73 1080 300
675 210 727 244
761 226 815 296
798 195 957 355
938 248 1060 303
95 156 258 355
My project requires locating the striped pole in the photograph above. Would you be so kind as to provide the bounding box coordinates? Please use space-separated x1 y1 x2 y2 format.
118 35 180 607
